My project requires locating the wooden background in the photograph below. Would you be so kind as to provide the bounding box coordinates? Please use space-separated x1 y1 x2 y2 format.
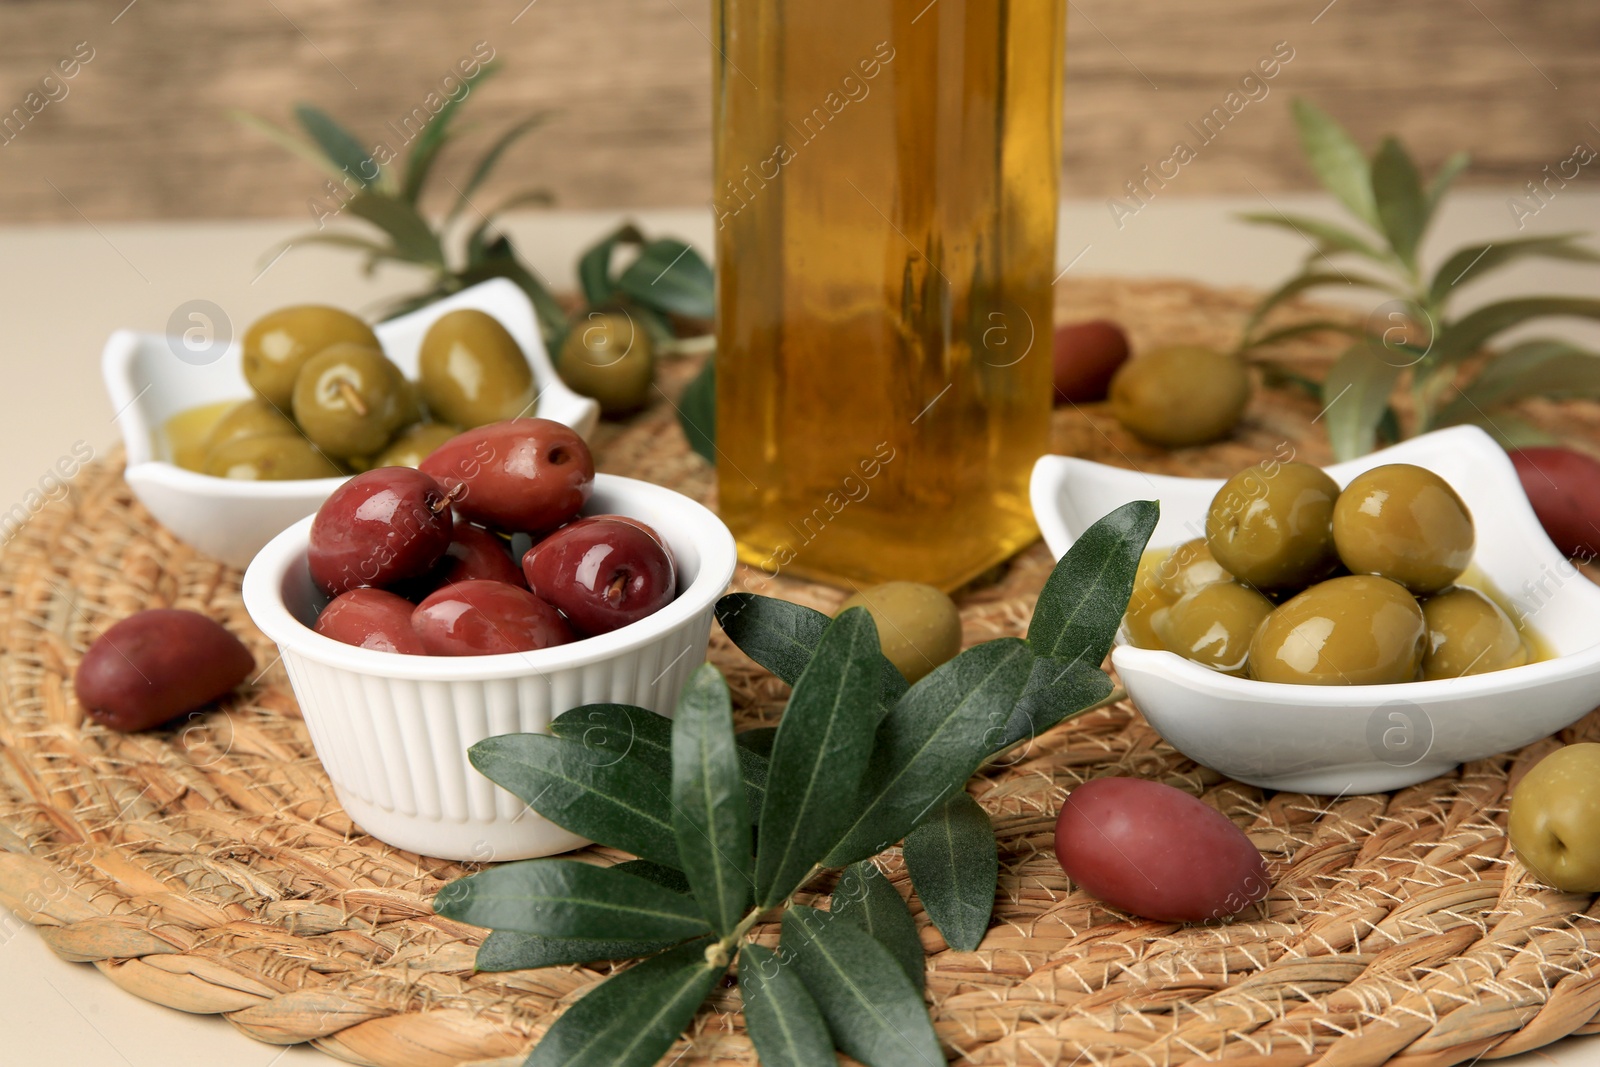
0 0 1595 225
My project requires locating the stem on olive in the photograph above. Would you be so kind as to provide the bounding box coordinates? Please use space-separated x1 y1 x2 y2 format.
337 380 369 416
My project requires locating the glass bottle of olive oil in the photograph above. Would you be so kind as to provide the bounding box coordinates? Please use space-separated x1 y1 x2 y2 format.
711 0 1066 590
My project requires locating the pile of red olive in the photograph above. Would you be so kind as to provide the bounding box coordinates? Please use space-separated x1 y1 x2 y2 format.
307 417 677 656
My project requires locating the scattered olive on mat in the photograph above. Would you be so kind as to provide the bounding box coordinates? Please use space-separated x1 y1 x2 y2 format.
74 609 256 731
203 434 343 481
418 309 537 429
1152 581 1274 676
373 421 461 470
1052 319 1129 405
242 305 380 410
412 580 575 655
1420 586 1527 680
1509 743 1600 893
308 467 454 595
523 516 677 636
420 418 595 532
558 310 656 415
315 588 429 654
1248 575 1426 685
1108 345 1251 448
1509 446 1600 559
1053 777 1269 923
1333 464 1474 595
292 343 416 460
1206 461 1340 590
837 581 962 684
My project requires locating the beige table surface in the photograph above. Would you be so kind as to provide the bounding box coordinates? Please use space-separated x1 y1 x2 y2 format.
1 194 1598 1065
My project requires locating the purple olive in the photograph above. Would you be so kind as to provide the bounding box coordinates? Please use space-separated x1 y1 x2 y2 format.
315 587 428 654
411 580 575 656
522 515 676 636
419 418 594 532
308 467 454 595
75 609 255 731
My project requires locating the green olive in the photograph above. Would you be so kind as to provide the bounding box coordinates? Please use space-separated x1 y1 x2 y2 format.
201 398 298 455
838 581 962 684
1153 538 1231 600
242 305 379 409
1153 580 1275 676
1108 345 1251 448
291 343 413 460
374 422 461 469
417 309 535 428
1248 574 1425 685
1125 553 1171 649
202 435 342 480
558 311 655 415
1509 743 1600 892
1206 461 1340 590
1333 464 1474 595
1420 586 1527 679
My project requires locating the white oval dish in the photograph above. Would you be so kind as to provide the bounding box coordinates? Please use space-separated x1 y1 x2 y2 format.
1030 425 1600 795
241 473 737 861
103 278 600 568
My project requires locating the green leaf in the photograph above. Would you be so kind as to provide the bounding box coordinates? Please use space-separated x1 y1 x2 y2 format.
737 944 836 1067
756 608 884 906
1291 99 1379 228
997 657 1114 752
578 223 644 308
344 193 444 266
617 239 716 319
824 638 1034 868
1235 211 1387 264
445 112 549 223
1028 499 1159 667
526 938 726 1067
457 232 569 349
469 733 679 867
1321 342 1403 461
1434 339 1600 424
1243 319 1365 352
402 62 499 203
293 104 378 189
735 726 778 760
1372 137 1428 268
276 230 402 262
1428 234 1600 306
474 929 676 972
1435 409 1558 449
434 859 709 940
902 792 996 953
671 665 753 935
1431 297 1600 366
1244 270 1399 335
678 356 717 464
833 861 925 991
232 110 350 181
1427 150 1471 221
715 593 908 709
783 904 942 1067
612 859 692 894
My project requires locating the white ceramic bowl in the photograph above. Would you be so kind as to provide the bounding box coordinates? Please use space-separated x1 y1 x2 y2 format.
103 278 600 568
1031 425 1600 795
240 474 737 861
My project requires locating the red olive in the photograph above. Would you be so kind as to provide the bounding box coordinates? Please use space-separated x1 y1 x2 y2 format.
1054 777 1269 923
398 523 526 601
1053 319 1130 405
412 580 575 656
315 588 428 654
74 609 255 731
1510 446 1600 559
522 516 677 636
308 467 454 595
419 418 594 532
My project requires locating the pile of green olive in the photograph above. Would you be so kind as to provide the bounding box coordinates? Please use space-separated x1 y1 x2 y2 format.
1127 461 1542 685
170 304 538 479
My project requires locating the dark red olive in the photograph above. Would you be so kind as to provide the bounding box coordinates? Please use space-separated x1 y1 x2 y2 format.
522 515 677 636
419 418 594 532
1054 319 1130 405
398 523 526 601
315 588 428 654
307 467 454 595
412 580 575 656
1510 446 1600 559
74 609 255 731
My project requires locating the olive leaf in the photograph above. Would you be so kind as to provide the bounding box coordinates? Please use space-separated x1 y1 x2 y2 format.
1427 234 1600 307
294 103 379 190
1430 297 1600 366
525 938 727 1067
1235 212 1387 266
832 860 925 991
475 929 677 972
737 944 836 1067
1433 339 1600 423
578 223 644 308
617 239 715 319
445 114 551 222
670 664 753 935
468 732 680 868
1243 269 1398 337
1291 98 1380 229
1027 499 1159 669
1371 137 1427 269
402 62 499 203
903 792 997 953
434 859 709 940
997 656 1115 752
344 194 444 267
677 357 717 464
1426 150 1471 220
715 593 907 709
1322 341 1404 462
1243 319 1365 352
756 608 883 906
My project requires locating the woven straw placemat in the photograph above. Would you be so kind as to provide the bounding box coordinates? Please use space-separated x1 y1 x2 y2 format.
2 277 1598 1067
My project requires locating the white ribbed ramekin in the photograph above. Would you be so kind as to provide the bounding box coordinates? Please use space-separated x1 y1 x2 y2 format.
241 474 737 861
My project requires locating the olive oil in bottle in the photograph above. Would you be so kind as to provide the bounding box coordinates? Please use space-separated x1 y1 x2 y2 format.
712 0 1066 590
